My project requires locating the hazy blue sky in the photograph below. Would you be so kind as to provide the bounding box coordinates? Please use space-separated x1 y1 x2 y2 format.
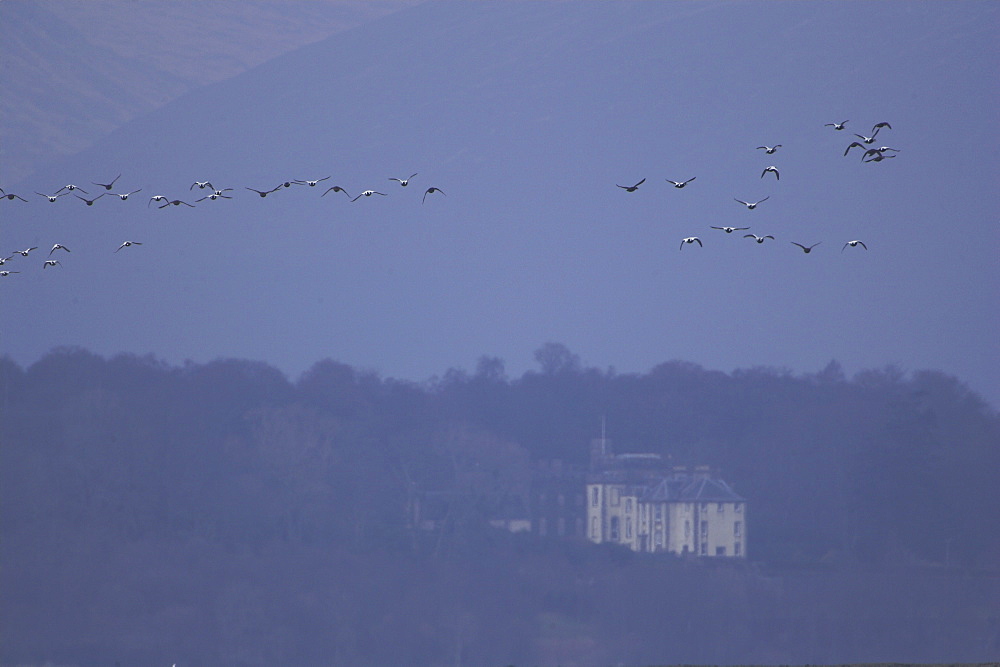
2 1 998 407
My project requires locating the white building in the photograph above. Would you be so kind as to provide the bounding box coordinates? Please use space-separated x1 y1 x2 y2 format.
585 441 747 558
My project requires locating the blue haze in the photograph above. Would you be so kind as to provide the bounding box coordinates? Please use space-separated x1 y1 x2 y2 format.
2 1 998 406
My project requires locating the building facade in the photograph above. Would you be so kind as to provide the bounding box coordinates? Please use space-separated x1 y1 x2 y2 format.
585 438 747 557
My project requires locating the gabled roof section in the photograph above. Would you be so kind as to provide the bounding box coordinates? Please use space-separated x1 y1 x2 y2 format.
678 477 745 502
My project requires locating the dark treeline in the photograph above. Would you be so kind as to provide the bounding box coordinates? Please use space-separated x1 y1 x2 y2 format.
2 345 999 666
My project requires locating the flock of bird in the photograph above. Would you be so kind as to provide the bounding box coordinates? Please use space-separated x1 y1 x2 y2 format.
1 119 897 277
0 174 447 275
612 119 897 253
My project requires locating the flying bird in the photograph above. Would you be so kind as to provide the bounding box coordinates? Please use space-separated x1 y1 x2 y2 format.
666 177 697 188
423 187 446 204
49 244 71 256
190 181 214 190
617 178 646 192
680 237 703 249
0 271 20 277
196 193 232 202
844 141 868 156
111 189 142 200
872 121 892 133
56 184 88 195
76 193 105 206
246 186 281 197
148 195 169 207
322 185 351 198
13 247 38 256
863 152 896 163
791 242 821 253
115 241 142 252
761 166 780 180
744 234 775 244
36 191 69 202
710 226 751 234
734 196 769 209
825 120 849 130
294 177 331 187
757 145 782 154
842 240 868 251
0 255 13 265
92 174 121 190
158 199 195 208
874 146 900 153
389 173 418 186
350 190 388 202
0 190 29 202
853 131 880 144
43 260 62 269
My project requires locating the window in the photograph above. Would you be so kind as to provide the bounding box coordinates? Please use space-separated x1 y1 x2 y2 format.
716 546 726 556
734 541 742 557
610 487 620 507
700 520 708 537
700 541 707 555
591 516 598 539
625 498 633 513
684 520 691 538
734 521 742 537
625 517 632 540
717 502 725 514
610 516 620 540
591 487 599 507
654 504 663 520
655 531 663 547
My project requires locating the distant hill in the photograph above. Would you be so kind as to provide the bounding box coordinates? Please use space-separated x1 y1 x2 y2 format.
0 0 416 182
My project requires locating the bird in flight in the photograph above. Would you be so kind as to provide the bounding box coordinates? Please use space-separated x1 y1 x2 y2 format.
158 199 195 208
871 121 892 133
761 166 780 180
0 189 29 202
115 241 143 252
863 151 896 163
111 189 142 201
710 226 750 234
679 237 703 249
322 185 351 198
791 242 821 253
196 193 233 202
294 177 331 187
825 120 849 130
76 193 105 206
666 177 697 188
56 184 88 195
617 178 645 192
844 141 868 156
43 259 62 269
36 191 69 202
734 196 769 209
0 271 20 277
13 247 38 256
423 187 446 204
148 195 169 207
389 173 418 186
842 240 868 251
350 190 388 202
853 131 881 145
246 186 282 197
744 234 775 244
49 244 71 256
190 181 214 190
92 174 121 190
757 145 781 154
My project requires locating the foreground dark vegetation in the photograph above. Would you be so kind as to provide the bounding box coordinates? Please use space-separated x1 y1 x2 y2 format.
2 346 999 666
